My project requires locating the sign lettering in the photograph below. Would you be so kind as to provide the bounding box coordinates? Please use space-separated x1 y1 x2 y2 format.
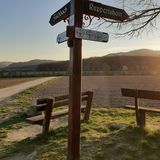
49 1 129 27
49 2 70 26
75 27 109 42
89 3 123 18
84 1 129 21
67 26 109 43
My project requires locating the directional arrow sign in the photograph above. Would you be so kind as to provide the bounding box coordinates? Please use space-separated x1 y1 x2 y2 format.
67 26 109 43
84 0 129 21
75 27 109 42
57 31 68 44
49 2 70 26
49 1 129 26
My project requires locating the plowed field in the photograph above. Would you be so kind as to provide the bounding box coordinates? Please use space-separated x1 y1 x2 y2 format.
35 76 160 107
0 78 38 89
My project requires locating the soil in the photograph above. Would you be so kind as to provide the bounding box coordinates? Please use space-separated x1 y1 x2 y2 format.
4 117 68 142
0 78 38 89
2 151 37 160
35 76 160 108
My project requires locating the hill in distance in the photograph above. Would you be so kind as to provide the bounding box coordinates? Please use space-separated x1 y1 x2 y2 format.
0 62 13 69
107 49 160 57
35 49 160 75
4 59 55 71
1 49 160 74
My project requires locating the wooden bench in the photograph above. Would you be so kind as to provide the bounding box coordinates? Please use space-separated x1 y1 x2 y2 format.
121 88 160 128
26 91 93 134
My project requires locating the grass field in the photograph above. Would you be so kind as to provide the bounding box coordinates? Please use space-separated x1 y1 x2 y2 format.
1 76 160 159
0 78 38 89
1 107 160 160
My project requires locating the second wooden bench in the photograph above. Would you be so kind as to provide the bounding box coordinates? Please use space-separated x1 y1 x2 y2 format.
121 88 160 128
26 91 93 134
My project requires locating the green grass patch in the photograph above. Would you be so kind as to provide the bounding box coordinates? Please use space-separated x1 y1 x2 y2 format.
1 78 160 159
0 78 55 141
1 108 160 159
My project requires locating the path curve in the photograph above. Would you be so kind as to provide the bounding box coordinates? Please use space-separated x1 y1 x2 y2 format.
0 77 54 102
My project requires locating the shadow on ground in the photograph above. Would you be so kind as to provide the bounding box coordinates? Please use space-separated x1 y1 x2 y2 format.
1 108 160 160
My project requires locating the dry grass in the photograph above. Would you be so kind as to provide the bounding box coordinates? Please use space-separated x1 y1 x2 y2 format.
0 78 38 89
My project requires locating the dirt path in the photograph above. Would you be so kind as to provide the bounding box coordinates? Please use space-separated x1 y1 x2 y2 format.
5 117 67 142
0 77 54 102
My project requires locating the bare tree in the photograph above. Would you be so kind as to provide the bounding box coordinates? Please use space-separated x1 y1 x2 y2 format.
90 0 160 37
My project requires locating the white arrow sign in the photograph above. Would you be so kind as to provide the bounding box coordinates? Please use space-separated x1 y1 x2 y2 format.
57 27 109 44
75 27 109 43
57 31 68 44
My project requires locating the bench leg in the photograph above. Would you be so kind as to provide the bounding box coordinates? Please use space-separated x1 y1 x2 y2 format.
42 99 53 134
135 110 140 127
135 97 141 127
138 110 146 128
42 114 51 134
84 91 93 122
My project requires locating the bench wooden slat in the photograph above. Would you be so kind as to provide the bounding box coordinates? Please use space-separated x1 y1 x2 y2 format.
36 103 47 111
54 96 88 108
121 88 138 97
26 110 68 125
26 114 44 125
124 105 136 110
124 105 160 113
138 90 160 100
139 108 160 113
54 95 69 101
54 100 69 108
35 96 88 110
54 91 89 101
26 105 86 124
121 88 160 100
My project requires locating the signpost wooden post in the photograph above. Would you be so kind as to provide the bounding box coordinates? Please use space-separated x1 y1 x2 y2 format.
67 0 83 159
49 1 128 159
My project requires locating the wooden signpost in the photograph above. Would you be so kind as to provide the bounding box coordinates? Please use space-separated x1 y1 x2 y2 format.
49 1 128 160
67 0 83 159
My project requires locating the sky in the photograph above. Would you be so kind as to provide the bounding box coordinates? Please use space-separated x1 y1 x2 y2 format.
0 0 160 62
